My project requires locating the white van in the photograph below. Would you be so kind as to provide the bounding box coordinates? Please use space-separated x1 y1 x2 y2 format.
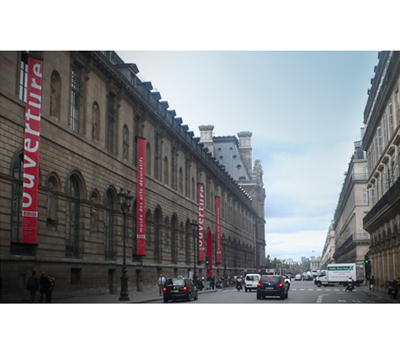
244 274 261 292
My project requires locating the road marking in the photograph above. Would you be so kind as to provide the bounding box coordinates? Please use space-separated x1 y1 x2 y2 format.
308 289 313 291
300 289 305 291
317 294 328 303
334 289 340 291
338 300 347 302
317 289 322 291
352 300 361 303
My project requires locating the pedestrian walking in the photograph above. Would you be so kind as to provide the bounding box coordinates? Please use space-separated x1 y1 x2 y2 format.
48 274 55 302
39 271 51 303
26 271 39 303
158 274 166 296
370 275 375 293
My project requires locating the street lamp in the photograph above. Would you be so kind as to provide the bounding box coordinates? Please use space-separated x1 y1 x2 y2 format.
118 188 133 301
191 220 198 284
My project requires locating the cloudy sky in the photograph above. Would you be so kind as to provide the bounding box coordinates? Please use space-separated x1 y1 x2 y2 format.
117 51 379 262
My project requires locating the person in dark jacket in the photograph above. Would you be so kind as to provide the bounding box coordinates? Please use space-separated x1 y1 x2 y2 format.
39 271 51 303
26 271 39 303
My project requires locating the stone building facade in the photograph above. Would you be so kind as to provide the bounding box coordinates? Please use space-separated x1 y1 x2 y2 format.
320 222 335 268
332 134 370 277
198 126 266 271
363 51 400 292
0 51 265 302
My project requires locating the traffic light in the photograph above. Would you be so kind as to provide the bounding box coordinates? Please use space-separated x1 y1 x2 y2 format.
206 255 209 270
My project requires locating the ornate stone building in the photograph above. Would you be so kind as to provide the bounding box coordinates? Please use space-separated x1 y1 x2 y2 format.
332 133 370 277
198 126 266 271
0 51 266 302
363 51 400 292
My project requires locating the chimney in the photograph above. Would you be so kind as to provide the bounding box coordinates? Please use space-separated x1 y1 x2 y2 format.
238 131 253 175
199 125 214 156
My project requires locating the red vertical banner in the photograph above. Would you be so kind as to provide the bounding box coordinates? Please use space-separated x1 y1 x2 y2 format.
216 196 222 263
22 56 43 244
198 183 205 261
136 137 146 255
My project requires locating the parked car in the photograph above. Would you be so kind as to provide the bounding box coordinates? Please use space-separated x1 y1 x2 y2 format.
256 275 289 300
163 277 198 303
244 273 261 292
294 274 302 281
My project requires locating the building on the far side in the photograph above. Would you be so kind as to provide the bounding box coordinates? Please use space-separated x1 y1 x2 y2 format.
320 222 336 268
332 130 370 281
198 125 266 271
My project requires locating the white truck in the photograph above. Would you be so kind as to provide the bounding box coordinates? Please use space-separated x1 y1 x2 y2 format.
315 263 361 287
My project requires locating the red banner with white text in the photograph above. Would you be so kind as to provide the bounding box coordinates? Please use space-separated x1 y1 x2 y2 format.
136 137 146 255
22 56 43 244
198 183 205 261
216 196 222 263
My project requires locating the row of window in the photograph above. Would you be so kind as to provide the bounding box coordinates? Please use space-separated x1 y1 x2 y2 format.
10 153 255 267
17 52 256 233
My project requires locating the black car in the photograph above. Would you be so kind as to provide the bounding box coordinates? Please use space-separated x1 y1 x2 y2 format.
163 277 198 303
256 275 289 300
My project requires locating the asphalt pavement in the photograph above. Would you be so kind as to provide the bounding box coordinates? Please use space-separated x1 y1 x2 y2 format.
53 283 400 303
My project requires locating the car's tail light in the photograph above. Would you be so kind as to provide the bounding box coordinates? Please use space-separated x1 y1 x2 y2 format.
183 286 188 292
276 283 283 287
257 282 264 287
163 287 167 293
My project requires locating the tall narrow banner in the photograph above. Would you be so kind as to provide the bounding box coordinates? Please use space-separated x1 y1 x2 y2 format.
136 137 146 255
198 183 205 261
22 55 43 244
216 196 222 263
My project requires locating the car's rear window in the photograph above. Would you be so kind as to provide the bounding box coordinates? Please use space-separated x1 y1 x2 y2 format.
260 276 280 283
172 279 185 287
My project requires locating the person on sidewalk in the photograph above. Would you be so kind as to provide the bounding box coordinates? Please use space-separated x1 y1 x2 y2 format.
39 271 51 303
26 271 39 303
158 274 166 296
370 275 375 293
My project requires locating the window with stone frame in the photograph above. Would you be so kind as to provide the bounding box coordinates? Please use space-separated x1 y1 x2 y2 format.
70 62 83 133
106 93 116 154
66 175 80 257
11 154 24 244
104 189 115 260
19 52 29 102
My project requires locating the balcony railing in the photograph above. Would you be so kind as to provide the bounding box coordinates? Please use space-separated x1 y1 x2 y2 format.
363 177 400 226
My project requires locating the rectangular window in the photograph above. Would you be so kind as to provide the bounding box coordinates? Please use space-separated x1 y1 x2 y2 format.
70 63 82 132
362 187 368 205
377 126 383 157
19 52 28 102
383 112 388 145
389 102 394 137
106 94 115 153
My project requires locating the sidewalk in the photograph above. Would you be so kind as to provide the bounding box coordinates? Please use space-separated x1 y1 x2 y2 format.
358 284 400 303
54 286 222 303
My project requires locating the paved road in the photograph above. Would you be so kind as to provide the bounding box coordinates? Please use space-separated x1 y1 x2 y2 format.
152 280 391 304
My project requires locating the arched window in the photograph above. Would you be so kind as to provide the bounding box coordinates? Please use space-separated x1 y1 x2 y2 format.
11 154 24 243
104 189 114 260
66 176 80 257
